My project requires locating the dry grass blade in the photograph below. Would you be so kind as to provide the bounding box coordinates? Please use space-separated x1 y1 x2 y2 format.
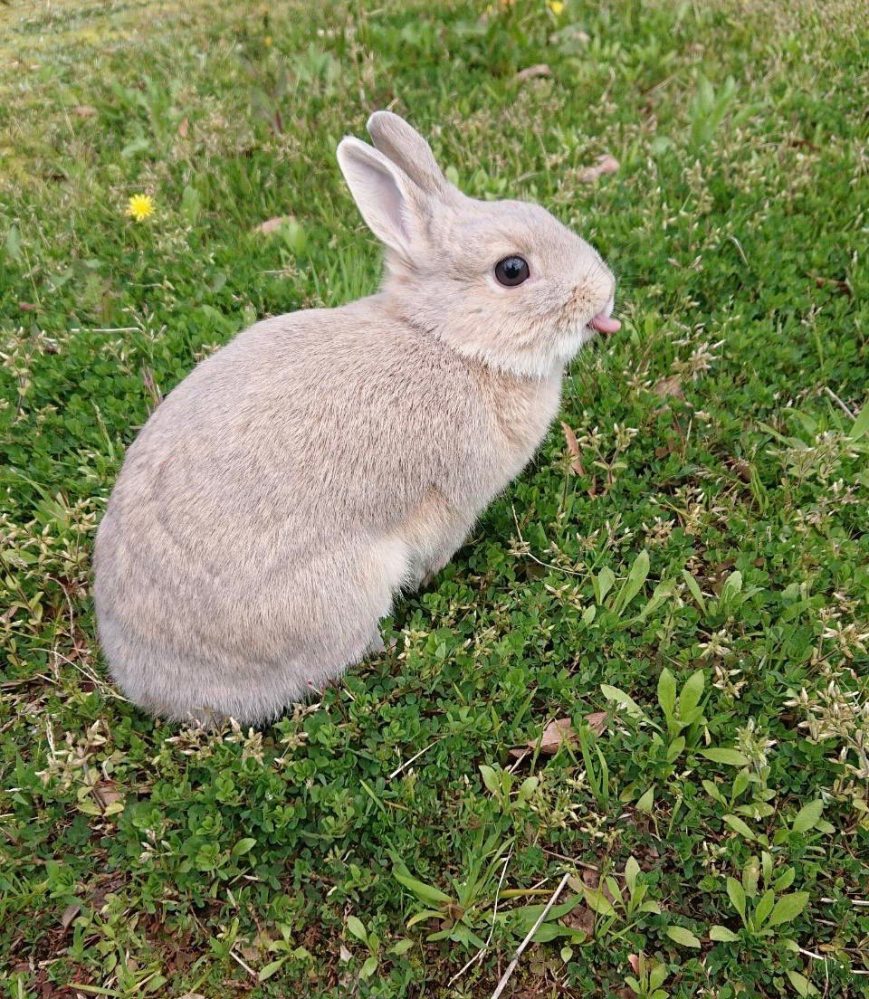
561 421 586 475
515 63 552 83
577 154 620 183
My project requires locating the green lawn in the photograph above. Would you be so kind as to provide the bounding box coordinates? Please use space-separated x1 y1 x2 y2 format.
2 0 868 996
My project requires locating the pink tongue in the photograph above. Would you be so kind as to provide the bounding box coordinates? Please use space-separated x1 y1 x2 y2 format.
590 312 621 335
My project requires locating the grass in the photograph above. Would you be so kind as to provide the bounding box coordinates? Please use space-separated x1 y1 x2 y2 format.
1 0 868 995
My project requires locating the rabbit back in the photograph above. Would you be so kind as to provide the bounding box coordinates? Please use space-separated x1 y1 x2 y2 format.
94 297 561 723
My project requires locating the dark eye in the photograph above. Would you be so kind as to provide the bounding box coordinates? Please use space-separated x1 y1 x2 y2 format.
494 255 530 287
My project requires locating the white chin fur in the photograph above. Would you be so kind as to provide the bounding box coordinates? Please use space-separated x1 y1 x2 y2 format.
556 324 597 361
445 325 595 380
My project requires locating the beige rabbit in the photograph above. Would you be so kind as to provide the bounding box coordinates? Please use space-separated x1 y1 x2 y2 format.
93 112 620 725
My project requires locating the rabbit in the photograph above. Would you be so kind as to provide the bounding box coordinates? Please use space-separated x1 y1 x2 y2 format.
93 111 620 726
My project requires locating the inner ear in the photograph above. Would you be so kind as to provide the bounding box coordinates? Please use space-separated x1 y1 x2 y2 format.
337 137 421 259
366 159 411 242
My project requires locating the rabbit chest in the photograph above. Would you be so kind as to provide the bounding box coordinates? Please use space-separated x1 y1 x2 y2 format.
476 366 563 482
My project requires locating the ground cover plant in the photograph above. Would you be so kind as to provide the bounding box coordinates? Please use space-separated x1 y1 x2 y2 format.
1 0 868 995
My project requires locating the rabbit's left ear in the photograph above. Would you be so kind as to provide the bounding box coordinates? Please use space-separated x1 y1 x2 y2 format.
365 112 448 198
337 137 427 262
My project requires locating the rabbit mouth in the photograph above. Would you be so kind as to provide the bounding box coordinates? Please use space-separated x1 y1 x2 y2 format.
586 299 620 336
588 312 620 335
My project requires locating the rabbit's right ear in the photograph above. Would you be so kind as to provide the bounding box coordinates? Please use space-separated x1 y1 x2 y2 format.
337 137 426 262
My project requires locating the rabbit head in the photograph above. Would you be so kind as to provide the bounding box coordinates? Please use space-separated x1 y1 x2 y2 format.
337 111 619 380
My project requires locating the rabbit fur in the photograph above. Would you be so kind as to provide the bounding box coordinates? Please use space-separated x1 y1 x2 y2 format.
93 112 618 725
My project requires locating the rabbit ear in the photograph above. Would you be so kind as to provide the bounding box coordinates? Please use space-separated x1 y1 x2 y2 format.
365 112 447 196
336 136 425 260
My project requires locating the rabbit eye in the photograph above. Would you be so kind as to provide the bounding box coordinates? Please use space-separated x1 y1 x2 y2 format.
494 256 530 287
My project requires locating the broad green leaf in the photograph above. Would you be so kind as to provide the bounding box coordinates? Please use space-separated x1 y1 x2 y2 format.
360 954 379 979
775 867 796 892
754 889 775 927
709 925 739 942
600 684 649 722
517 775 539 802
657 668 677 720
682 569 707 612
736 801 775 820
724 814 756 840
786 969 818 996
758 421 796 445
742 856 760 898
720 570 743 604
666 925 701 948
732 769 750 797
406 908 447 928
678 669 705 718
791 799 824 834
727 877 747 920
604 876 621 902
767 892 810 927
636 786 655 813
121 136 151 158
848 398 869 441
624 855 640 895
703 780 726 805
614 549 650 613
530 922 569 943
595 565 616 604
231 837 257 857
281 218 307 255
4 225 21 262
258 958 286 981
702 748 750 767
346 915 368 943
680 704 705 727
666 736 686 762
635 578 676 621
650 963 669 989
392 863 452 906
479 764 500 796
388 938 414 956
181 185 201 225
582 886 616 916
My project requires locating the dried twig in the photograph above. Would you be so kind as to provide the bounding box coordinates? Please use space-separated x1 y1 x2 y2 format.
388 740 439 780
823 385 857 420
228 949 257 979
490 871 571 999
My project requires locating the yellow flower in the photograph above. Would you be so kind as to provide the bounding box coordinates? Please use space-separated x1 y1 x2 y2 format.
126 194 155 222
548 0 564 14
264 35 273 47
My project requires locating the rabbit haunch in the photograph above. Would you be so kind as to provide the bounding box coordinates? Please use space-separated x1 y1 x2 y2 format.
93 112 619 725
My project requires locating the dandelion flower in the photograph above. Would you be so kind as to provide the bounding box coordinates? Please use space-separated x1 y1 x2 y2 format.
126 194 155 222
548 0 565 14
